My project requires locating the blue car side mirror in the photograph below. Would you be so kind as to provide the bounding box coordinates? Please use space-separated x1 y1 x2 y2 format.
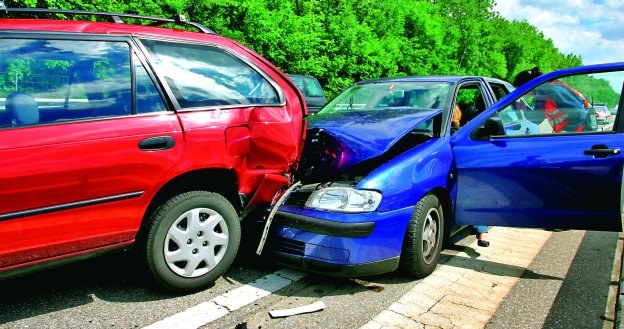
471 115 505 140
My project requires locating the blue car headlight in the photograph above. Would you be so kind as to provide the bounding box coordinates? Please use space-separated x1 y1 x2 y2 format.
305 187 382 213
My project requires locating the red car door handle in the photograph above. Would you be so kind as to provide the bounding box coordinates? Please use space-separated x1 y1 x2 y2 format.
139 136 175 151
584 144 621 158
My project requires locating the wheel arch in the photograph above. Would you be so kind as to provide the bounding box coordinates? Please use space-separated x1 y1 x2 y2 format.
399 188 448 278
428 187 453 244
136 168 240 243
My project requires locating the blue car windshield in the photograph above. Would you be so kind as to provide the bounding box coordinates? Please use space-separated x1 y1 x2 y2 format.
319 81 453 114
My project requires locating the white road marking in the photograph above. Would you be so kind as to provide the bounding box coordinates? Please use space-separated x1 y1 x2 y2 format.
143 268 307 329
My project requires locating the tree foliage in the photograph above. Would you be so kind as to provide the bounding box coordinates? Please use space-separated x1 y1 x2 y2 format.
566 75 620 108
4 0 607 99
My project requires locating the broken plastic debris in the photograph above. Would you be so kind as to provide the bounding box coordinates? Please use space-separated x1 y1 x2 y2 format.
352 278 385 292
269 301 326 318
256 181 302 255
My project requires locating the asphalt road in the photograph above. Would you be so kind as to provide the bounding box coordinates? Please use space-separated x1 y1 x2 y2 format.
488 230 621 329
0 227 621 329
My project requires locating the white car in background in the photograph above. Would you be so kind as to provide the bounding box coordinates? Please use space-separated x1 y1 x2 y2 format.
595 105 612 124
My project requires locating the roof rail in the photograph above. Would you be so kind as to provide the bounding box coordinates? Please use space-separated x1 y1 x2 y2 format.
0 1 215 34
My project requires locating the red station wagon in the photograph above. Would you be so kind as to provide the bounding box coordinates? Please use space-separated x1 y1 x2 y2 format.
0 8 306 292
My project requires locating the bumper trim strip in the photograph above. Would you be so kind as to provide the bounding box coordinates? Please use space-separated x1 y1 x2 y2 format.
274 210 375 238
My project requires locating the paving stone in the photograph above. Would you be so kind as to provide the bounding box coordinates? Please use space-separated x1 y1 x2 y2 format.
405 285 448 301
462 271 518 289
372 310 422 329
423 326 444 329
389 301 428 318
360 321 383 329
441 293 500 313
450 316 489 329
421 274 460 289
413 311 455 329
398 290 440 310
430 299 491 323
430 268 465 283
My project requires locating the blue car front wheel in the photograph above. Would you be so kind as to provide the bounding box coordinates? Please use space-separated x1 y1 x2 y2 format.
400 194 444 278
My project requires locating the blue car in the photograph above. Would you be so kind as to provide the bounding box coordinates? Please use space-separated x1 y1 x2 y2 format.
262 64 624 279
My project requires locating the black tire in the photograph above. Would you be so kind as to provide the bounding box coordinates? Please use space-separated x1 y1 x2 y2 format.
144 191 240 292
400 194 444 278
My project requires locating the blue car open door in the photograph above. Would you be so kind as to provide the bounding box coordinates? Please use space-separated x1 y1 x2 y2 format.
452 63 624 232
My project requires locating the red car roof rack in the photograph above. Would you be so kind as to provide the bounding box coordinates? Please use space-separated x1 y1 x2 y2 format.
0 1 215 34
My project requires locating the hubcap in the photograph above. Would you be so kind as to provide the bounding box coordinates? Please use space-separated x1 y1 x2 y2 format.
421 208 440 264
164 208 229 278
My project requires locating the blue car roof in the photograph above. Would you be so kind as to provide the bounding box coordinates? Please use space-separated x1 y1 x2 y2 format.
355 76 508 85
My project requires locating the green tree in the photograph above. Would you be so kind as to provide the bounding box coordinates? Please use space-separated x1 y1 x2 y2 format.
2 0 595 98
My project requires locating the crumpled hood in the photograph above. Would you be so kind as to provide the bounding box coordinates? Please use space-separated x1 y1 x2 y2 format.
307 108 440 161
297 108 440 182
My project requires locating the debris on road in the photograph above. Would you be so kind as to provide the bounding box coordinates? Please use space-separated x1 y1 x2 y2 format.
352 278 384 292
269 301 326 318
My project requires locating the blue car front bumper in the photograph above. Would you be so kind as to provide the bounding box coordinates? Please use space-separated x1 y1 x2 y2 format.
266 205 415 277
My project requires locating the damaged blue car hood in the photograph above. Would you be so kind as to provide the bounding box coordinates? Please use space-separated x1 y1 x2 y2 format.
306 108 441 166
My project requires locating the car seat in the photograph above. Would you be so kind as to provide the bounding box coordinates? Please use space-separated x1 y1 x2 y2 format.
6 91 39 126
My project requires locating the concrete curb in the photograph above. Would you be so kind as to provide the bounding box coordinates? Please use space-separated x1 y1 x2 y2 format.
616 233 624 328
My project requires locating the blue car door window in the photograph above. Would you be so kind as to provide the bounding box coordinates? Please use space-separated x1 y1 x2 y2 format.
456 83 489 128
494 72 621 135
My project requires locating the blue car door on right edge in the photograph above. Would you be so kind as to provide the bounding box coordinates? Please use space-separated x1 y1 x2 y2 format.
452 63 624 232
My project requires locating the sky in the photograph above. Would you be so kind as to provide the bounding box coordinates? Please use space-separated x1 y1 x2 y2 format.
493 0 624 66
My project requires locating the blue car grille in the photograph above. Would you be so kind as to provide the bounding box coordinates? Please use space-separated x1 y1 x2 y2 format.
284 190 312 207
270 237 305 256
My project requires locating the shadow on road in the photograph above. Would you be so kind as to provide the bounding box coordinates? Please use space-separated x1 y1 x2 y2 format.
440 251 565 281
541 231 619 328
0 245 282 325
0 251 172 324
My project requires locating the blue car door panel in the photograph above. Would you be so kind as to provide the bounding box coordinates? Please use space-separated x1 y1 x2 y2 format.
453 134 622 231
